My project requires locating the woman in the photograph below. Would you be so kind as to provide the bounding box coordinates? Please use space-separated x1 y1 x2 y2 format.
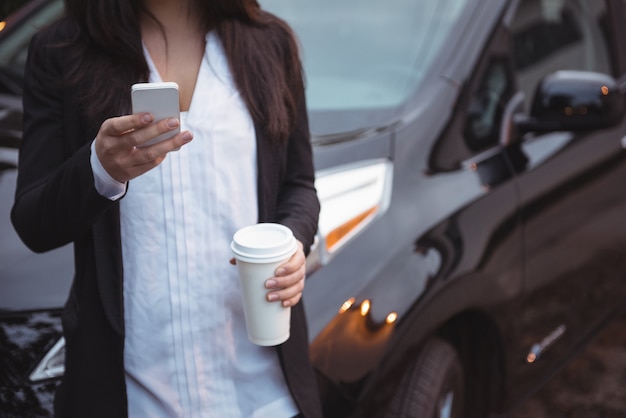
11 0 322 417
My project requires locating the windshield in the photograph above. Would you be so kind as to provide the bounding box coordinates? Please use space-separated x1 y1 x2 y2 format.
263 0 469 113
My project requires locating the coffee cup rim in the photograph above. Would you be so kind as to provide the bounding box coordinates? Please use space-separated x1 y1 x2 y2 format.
231 223 297 263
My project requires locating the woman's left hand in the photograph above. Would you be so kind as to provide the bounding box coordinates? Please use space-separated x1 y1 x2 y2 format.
265 240 306 307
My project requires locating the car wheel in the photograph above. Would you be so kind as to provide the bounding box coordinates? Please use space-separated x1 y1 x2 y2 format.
385 337 465 418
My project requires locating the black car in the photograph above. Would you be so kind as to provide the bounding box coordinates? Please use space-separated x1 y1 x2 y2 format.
2 0 626 417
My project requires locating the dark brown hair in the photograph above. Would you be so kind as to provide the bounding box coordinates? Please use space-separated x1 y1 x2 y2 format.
62 0 303 143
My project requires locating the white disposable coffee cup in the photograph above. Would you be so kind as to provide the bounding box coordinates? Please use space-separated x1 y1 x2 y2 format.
231 223 297 346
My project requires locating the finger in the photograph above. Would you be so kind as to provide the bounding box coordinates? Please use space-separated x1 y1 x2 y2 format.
96 114 154 158
130 117 181 148
129 130 193 165
267 258 305 288
123 154 165 179
274 242 305 277
105 129 191 182
281 293 303 308
101 113 154 139
266 278 305 307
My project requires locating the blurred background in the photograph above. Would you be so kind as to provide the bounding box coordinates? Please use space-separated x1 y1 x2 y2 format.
1 1 26 21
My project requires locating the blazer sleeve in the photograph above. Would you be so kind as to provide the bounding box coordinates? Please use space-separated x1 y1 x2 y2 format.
274 75 320 256
11 29 116 253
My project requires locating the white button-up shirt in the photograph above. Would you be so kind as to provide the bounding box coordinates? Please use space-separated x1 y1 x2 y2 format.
91 32 299 418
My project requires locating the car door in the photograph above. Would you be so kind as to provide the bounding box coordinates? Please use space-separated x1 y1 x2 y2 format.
506 0 626 400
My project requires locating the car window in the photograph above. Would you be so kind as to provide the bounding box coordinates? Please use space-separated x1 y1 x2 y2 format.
427 20 516 172
464 58 515 151
262 0 471 112
510 0 612 112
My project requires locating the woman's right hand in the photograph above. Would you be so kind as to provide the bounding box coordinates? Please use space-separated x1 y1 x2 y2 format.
94 112 193 183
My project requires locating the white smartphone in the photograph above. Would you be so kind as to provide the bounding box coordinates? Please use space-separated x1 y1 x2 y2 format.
131 82 180 147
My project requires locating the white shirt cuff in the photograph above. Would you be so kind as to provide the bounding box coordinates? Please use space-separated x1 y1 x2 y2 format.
90 140 127 200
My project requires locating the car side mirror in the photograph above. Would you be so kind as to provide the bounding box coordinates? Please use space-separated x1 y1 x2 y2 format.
516 70 624 133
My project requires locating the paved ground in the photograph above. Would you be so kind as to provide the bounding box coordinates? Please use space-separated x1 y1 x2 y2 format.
512 311 626 418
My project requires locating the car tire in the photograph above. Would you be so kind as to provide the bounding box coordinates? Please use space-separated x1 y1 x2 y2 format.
385 337 465 418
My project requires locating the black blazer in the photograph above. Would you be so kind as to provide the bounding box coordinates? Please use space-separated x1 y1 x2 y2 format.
12 21 322 418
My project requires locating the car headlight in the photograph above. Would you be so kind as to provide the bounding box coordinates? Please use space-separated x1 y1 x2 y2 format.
310 159 393 268
29 337 65 382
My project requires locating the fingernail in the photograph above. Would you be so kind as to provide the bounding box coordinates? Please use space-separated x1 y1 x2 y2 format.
275 268 286 276
265 279 277 289
182 132 192 142
167 118 179 128
142 113 153 123
267 293 279 302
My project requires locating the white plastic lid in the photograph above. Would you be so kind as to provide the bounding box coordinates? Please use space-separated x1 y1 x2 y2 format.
231 223 296 263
